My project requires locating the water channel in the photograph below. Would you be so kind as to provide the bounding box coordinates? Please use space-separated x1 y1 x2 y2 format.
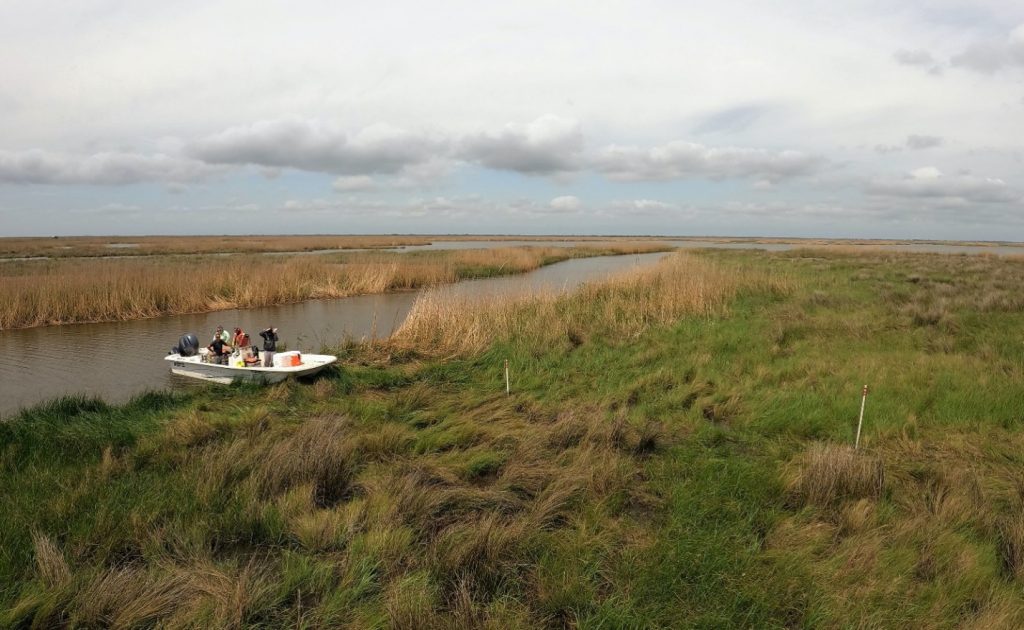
4 237 1023 418
0 252 668 418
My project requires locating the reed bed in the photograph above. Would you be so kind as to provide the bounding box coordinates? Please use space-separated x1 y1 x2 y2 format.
0 234 653 259
0 243 669 329
0 234 436 259
391 252 790 356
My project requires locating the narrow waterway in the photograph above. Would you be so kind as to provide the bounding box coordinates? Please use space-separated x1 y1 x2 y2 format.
0 252 667 418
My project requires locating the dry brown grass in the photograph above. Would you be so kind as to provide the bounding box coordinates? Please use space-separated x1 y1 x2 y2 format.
0 234 664 259
786 443 885 509
73 566 192 628
997 514 1024 580
391 251 789 357
31 532 69 589
0 234 434 259
0 243 668 329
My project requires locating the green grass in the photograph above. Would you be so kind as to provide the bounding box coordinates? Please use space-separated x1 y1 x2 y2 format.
5 249 1024 627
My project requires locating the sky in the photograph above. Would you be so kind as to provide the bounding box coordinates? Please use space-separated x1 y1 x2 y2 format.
0 1 1023 239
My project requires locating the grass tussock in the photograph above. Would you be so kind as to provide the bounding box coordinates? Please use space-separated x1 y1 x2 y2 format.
31 532 69 589
997 514 1024 580
787 443 885 509
391 251 789 356
0 243 668 329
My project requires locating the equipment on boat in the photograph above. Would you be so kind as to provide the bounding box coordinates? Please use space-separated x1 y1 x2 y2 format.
166 345 336 385
170 333 200 357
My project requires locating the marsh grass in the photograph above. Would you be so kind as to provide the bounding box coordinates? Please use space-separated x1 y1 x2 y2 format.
4 399 668 627
0 243 668 329
0 234 438 259
391 251 790 357
10 247 1024 626
0 234 665 259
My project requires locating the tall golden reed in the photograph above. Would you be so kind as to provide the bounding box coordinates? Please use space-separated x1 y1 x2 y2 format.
0 235 434 259
0 244 668 329
390 252 790 356
0 234 658 259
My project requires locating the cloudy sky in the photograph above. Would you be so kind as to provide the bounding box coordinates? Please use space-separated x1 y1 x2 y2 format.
1 1 1023 238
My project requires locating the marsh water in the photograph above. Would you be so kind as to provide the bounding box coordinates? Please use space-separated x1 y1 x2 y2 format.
0 252 668 418
4 237 1024 418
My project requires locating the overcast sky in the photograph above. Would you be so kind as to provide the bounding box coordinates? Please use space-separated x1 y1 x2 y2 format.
1 1 1023 239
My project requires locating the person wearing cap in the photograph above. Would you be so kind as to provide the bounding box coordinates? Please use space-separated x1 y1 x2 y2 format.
260 326 279 367
207 336 233 365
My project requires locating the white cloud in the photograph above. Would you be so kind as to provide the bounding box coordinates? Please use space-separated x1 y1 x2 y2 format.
630 199 673 211
548 195 582 212
460 115 583 174
0 149 217 185
189 118 447 175
951 23 1024 74
593 141 824 182
867 167 1020 204
606 199 678 216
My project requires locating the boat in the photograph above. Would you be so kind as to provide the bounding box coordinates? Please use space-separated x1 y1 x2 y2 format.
165 349 337 385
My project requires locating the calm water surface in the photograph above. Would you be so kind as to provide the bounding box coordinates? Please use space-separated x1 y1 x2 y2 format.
0 252 666 418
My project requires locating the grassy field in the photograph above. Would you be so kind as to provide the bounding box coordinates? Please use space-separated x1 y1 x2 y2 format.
5 248 1024 627
0 243 669 329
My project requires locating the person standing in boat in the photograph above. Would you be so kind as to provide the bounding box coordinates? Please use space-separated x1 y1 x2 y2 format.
260 326 278 367
214 325 230 345
233 327 255 364
232 327 248 348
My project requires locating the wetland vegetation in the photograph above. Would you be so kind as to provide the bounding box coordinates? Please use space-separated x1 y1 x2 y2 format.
5 248 1024 627
0 243 668 330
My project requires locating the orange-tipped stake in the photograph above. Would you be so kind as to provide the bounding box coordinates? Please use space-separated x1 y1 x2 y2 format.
855 384 869 449
504 359 510 396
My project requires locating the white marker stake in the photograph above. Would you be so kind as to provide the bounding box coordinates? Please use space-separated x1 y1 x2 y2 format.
855 384 868 449
504 359 510 396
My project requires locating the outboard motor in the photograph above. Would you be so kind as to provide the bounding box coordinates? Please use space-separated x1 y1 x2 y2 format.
170 333 200 357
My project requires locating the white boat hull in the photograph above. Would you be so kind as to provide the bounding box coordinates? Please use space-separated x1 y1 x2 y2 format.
165 352 337 385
